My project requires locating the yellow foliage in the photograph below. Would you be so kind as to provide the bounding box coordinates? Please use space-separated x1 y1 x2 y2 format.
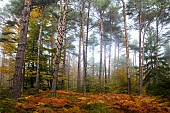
78 97 87 101
40 71 47 75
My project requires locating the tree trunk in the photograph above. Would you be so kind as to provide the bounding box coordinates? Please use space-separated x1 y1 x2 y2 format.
36 6 44 94
67 53 71 90
139 11 143 96
0 53 5 87
51 0 68 97
121 0 131 94
77 28 82 92
99 11 103 92
12 0 32 99
117 40 120 67
108 27 112 84
92 42 95 82
155 17 159 84
62 1 67 90
80 0 86 95
114 40 117 82
104 42 107 84
62 33 66 90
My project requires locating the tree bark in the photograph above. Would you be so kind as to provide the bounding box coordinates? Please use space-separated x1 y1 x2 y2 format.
139 11 143 96
104 42 107 84
80 0 86 95
36 6 44 94
121 0 131 94
12 0 32 99
92 41 95 82
99 11 103 92
108 26 112 84
51 0 68 97
155 17 159 84
77 28 81 92
67 53 71 90
114 40 117 82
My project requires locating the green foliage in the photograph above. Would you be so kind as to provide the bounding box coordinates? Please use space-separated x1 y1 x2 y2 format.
112 66 127 94
143 27 170 98
0 87 12 99
80 103 108 113
88 83 113 93
144 57 170 98
92 0 111 11
0 98 15 113
146 78 170 99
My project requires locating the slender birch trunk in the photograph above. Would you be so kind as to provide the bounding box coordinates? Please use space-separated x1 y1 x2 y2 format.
51 0 68 97
36 6 44 94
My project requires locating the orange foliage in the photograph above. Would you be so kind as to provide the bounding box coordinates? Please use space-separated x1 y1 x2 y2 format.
13 91 170 113
15 94 68 112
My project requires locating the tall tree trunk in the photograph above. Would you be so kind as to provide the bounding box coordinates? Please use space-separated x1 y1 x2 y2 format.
155 17 159 84
62 1 67 90
121 0 131 94
12 0 31 99
51 0 68 97
117 40 120 67
99 11 103 92
139 11 143 96
67 53 71 90
92 43 95 82
0 53 5 87
113 40 117 82
135 50 136 67
36 6 44 94
80 0 86 95
77 28 82 92
108 27 112 84
104 42 107 84
83 0 90 94
62 33 66 90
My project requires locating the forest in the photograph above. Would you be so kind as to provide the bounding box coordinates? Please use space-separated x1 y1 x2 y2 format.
0 0 170 112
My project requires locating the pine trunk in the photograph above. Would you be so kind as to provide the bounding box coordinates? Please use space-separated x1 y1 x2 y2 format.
114 40 117 82
139 11 143 96
12 0 31 99
122 0 131 94
92 44 95 82
104 43 107 84
81 0 86 95
67 53 71 90
155 17 159 84
108 27 112 84
77 29 81 92
99 11 103 92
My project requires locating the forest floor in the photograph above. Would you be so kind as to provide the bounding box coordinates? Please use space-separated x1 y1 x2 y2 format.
1 90 170 113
